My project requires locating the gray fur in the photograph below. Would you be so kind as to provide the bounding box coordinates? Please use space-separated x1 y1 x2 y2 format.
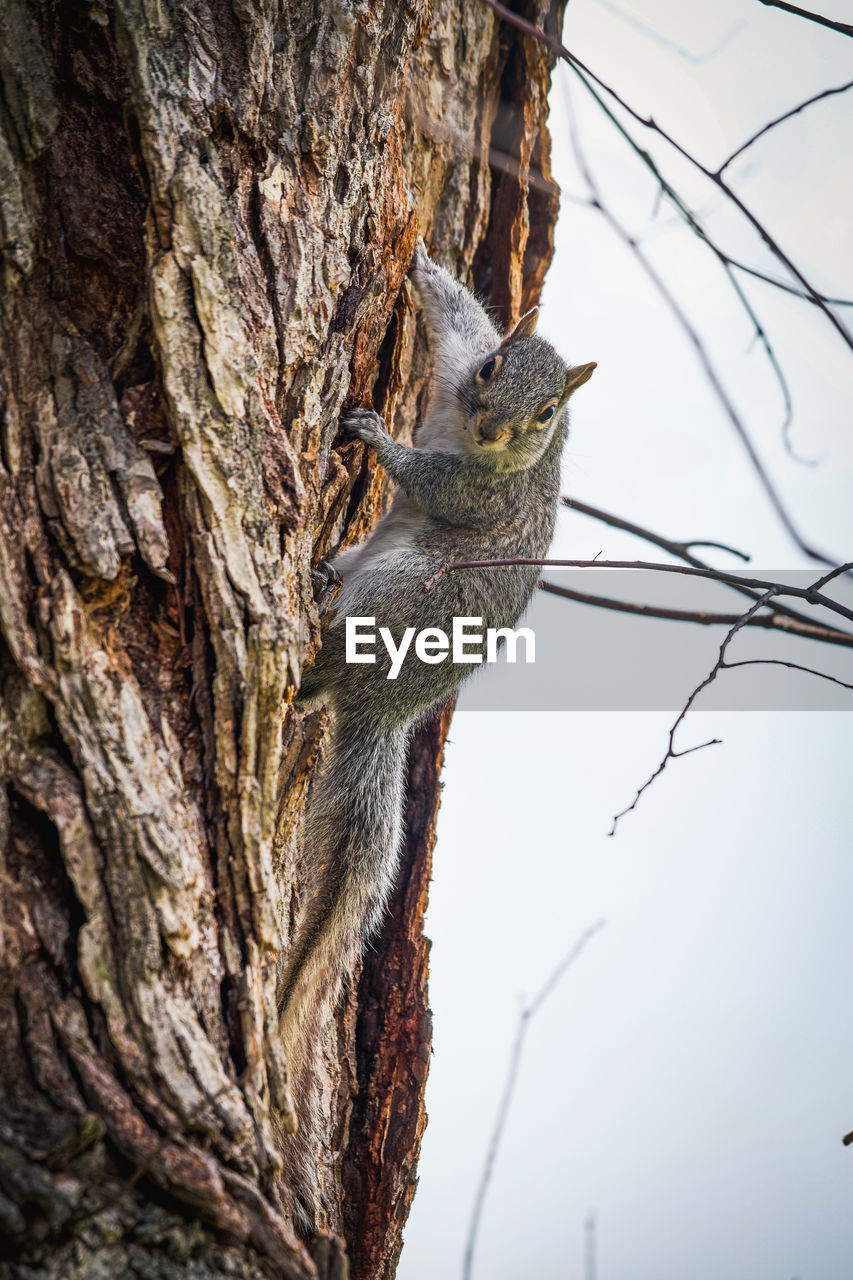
278 242 595 1208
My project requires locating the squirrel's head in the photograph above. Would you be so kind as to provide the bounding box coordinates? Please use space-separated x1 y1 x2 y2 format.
462 307 595 461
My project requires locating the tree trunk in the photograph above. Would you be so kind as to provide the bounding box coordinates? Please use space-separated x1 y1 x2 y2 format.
0 1 563 1275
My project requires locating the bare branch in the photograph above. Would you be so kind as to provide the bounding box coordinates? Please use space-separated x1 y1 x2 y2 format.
425 558 853 625
715 262 853 308
608 584 853 833
564 72 847 471
537 581 853 649
559 502 850 635
717 80 853 174
560 82 843 550
756 0 853 37
462 922 606 1280
812 562 853 591
563 496 851 642
480 0 853 347
562 497 799 576
608 588 780 834
587 84 804 451
426 542 853 826
610 736 723 835
569 77 853 349
562 91 839 518
567 73 853 310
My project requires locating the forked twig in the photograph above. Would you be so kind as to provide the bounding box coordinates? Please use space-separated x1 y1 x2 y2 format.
608 576 853 834
463 922 606 1280
560 75 846 517
482 0 853 348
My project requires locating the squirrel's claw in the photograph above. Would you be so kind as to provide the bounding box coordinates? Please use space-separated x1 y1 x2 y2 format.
342 408 388 447
311 559 343 617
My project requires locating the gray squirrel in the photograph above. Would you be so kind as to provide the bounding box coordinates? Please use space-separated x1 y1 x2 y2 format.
278 238 595 1085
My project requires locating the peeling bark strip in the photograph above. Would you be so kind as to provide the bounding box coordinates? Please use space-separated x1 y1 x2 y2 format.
0 1 564 1275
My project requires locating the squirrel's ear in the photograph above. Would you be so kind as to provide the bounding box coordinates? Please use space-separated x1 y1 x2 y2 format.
563 361 597 399
501 306 539 346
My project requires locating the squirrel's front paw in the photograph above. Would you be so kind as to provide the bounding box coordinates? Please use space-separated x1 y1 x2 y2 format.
342 408 390 448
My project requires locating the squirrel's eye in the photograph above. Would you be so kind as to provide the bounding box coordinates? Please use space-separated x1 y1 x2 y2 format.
537 404 556 424
478 358 497 381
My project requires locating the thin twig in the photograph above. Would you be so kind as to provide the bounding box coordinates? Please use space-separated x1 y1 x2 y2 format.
424 558 853 625
608 589 779 833
563 495 747 566
575 167 824 488
566 71 853 310
756 0 853 37
434 6 852 315
563 497 754 569
481 0 853 347
537 581 853 648
571 71 851 472
812 562 853 591
462 922 606 1280
562 79 841 523
567 119 828 483
573 63 853 347
560 498 852 636
722 657 853 689
558 77 829 512
681 539 750 561
565 73 805 454
717 80 853 174
609 571 853 833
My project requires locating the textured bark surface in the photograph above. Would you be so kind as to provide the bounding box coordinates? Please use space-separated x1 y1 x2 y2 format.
0 1 564 1275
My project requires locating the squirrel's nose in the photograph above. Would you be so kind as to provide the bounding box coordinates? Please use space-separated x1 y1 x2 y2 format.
470 411 508 445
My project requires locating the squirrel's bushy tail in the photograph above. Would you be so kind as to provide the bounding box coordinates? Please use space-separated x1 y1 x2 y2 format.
276 715 409 1232
278 714 409 1072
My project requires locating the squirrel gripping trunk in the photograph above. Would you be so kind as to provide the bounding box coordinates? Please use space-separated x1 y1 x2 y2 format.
276 243 595 1225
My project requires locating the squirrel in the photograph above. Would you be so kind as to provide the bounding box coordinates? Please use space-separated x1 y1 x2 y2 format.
278 237 595 1121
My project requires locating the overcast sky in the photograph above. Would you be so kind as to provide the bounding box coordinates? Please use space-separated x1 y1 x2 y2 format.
399 2 852 1278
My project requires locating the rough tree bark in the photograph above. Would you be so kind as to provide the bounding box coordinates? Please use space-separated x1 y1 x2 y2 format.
0 1 564 1275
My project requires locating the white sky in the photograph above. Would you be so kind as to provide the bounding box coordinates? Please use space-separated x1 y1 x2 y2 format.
399 2 853 1278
